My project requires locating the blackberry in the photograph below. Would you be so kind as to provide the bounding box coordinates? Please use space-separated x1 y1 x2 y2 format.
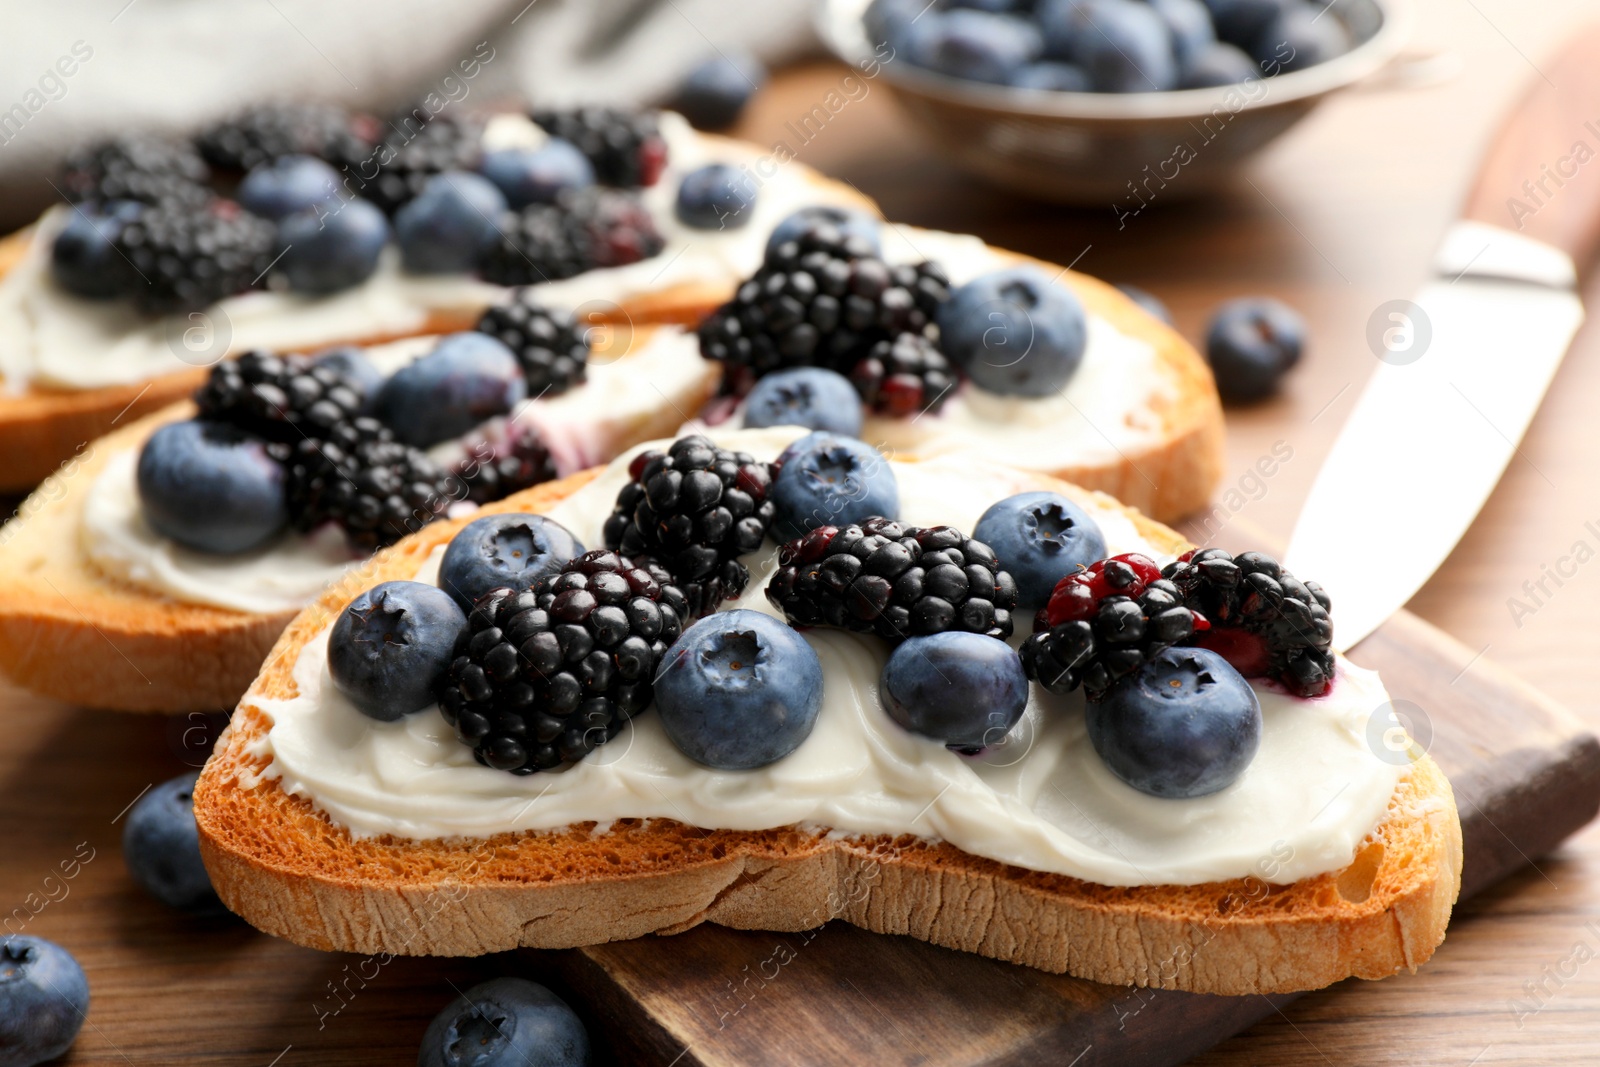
285 418 454 549
529 107 669 188
361 110 483 215
196 103 378 172
848 331 958 417
435 550 688 773
453 427 558 505
479 189 663 286
767 517 1017 643
1020 554 1208 701
475 294 589 396
602 435 776 617
112 199 275 314
697 222 950 396
1160 549 1336 697
195 350 364 444
58 135 211 207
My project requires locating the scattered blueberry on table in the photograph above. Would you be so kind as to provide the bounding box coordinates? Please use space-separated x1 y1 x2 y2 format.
1204 295 1305 401
418 977 590 1067
122 772 226 912
0 936 89 1067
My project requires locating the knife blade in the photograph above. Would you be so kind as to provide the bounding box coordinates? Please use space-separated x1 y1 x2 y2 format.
1284 223 1583 651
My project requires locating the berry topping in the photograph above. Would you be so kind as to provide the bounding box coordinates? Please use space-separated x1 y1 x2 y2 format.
973 491 1108 609
529 107 668 188
236 154 341 220
58 134 210 207
438 513 584 612
0 937 89 1067
847 331 957 417
196 103 377 172
742 366 864 437
452 426 558 506
274 197 390 295
284 418 454 550
112 198 275 314
675 163 758 231
1204 297 1306 402
195 349 366 444
1161 547 1335 697
474 292 591 397
602 435 777 617
394 171 508 275
1088 647 1261 798
50 200 142 299
655 609 824 769
769 431 900 541
937 266 1087 397
764 205 882 260
373 333 527 449
329 580 467 720
479 188 664 286
136 420 288 555
435 551 688 773
360 109 484 216
1021 553 1206 700
479 139 595 208
767 516 1018 643
880 630 1029 753
122 772 224 912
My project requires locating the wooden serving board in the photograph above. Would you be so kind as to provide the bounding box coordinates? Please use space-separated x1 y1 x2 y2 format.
544 550 1600 1067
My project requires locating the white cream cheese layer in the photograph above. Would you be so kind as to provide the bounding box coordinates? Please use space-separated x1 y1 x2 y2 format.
79 328 715 614
247 428 1404 887
0 113 849 394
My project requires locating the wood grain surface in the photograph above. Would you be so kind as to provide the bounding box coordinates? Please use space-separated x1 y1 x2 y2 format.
4 0 1600 1063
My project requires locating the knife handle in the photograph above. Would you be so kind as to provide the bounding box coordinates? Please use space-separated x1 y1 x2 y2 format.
1461 24 1600 268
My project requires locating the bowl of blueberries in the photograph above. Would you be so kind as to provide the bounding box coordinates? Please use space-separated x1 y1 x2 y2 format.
818 0 1409 202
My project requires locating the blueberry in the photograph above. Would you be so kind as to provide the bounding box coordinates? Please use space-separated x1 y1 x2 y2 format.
1204 296 1305 401
770 431 899 541
1202 0 1292 49
396 171 508 274
937 266 1087 397
765 206 881 259
1009 62 1092 92
907 10 1044 85
375 332 527 448
137 420 287 554
1254 2 1350 73
1180 42 1260 86
329 580 467 721
1088 647 1261 798
0 937 88 1067
122 771 223 912
237 155 341 220
743 367 864 437
1150 0 1216 69
311 344 387 408
880 632 1029 751
437 513 585 611
418 977 589 1067
655 610 824 770
1070 0 1180 92
1116 283 1172 324
479 142 593 210
672 52 766 130
276 196 389 294
675 163 758 231
864 0 924 49
1035 0 1091 59
50 200 140 299
974 491 1106 610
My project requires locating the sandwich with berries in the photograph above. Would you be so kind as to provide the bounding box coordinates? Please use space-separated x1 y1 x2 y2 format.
0 101 875 490
0 297 719 712
195 428 1459 995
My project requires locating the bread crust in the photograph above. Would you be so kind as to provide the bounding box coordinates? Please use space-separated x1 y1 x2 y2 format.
194 470 1461 994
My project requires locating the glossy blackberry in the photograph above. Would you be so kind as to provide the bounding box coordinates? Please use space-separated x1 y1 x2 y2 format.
479 189 663 286
1160 549 1336 698
196 103 378 172
111 199 275 314
697 222 950 397
602 435 776 618
767 517 1017 643
475 295 589 396
848 331 958 417
362 111 484 215
285 417 454 549
529 107 669 187
453 428 558 505
58 135 211 207
435 550 688 773
1021 554 1208 702
195 350 364 444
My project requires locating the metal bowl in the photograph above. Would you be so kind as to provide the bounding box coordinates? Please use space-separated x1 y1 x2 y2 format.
816 0 1410 204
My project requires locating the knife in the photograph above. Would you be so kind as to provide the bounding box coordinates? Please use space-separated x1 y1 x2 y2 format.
1284 29 1600 653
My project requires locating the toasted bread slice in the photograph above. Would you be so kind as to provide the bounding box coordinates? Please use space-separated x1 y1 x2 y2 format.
0 327 716 713
194 470 1461 995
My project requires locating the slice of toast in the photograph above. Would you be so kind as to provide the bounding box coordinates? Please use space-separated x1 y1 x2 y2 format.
0 327 716 713
193 469 1462 995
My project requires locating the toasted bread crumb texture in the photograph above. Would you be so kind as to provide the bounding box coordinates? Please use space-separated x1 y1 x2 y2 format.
195 472 1460 994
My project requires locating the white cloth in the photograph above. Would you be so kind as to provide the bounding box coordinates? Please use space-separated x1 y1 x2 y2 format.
0 0 814 227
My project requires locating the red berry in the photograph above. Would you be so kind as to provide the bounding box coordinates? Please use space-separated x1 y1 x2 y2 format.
1196 626 1270 677
638 136 669 186
628 450 660 481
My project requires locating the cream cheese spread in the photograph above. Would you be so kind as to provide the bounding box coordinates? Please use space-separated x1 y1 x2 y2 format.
245 428 1404 887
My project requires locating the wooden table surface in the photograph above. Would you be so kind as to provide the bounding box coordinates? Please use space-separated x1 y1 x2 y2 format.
5 0 1600 1063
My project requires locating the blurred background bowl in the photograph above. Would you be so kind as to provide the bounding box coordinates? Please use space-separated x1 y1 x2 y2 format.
816 0 1410 204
